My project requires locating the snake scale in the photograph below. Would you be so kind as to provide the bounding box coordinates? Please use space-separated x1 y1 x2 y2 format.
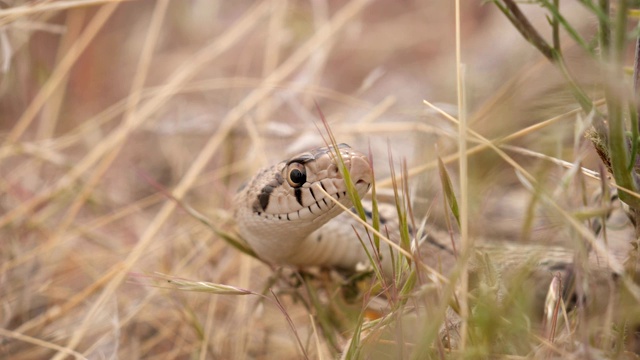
233 143 629 309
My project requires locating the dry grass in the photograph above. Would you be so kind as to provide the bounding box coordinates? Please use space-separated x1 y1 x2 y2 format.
1 0 639 359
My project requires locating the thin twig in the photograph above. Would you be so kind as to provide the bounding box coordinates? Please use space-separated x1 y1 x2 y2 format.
499 0 554 60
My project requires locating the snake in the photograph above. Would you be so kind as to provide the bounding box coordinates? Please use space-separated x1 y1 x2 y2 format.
233 143 629 302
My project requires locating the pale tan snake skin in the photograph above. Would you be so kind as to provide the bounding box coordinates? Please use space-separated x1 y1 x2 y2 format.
234 143 629 304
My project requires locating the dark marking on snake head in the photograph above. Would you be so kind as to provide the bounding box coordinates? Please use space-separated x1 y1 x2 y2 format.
274 172 284 185
295 188 303 206
309 187 316 200
257 185 274 211
263 173 285 191
319 181 327 192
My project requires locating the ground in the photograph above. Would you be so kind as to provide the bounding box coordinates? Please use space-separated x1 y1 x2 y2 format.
1 1 637 359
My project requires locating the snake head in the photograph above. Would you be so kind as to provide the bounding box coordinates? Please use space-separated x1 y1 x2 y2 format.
252 143 372 219
234 143 373 265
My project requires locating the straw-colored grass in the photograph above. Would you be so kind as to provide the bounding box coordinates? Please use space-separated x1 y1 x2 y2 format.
2 1 639 359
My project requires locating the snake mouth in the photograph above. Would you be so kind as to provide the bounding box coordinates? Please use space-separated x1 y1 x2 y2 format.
281 179 371 223
269 190 347 223
355 179 372 193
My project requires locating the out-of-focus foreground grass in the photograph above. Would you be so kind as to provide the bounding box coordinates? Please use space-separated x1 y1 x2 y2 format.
1 1 637 359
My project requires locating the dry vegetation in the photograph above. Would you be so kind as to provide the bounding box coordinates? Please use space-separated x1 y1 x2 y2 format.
2 0 640 359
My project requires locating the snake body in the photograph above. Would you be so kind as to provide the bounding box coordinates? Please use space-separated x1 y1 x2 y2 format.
234 144 626 294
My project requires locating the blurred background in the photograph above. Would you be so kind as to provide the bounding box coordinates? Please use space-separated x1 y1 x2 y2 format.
0 1 625 358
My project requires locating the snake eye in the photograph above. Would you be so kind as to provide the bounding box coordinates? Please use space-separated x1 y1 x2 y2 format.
286 163 307 187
